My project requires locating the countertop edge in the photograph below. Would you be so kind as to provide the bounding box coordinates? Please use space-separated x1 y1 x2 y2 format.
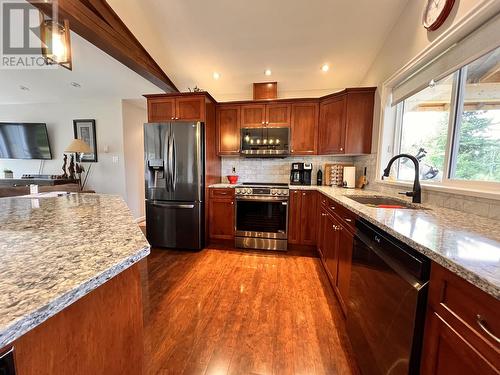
0 245 150 348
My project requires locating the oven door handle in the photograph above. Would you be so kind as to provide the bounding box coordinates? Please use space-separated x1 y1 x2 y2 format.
236 197 289 202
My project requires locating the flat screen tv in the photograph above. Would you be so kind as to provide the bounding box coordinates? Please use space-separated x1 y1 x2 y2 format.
0 122 52 160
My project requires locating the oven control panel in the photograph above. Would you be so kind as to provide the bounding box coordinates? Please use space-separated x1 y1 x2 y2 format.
235 187 289 196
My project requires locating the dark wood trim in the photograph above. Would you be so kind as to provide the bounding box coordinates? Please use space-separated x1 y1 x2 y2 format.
28 0 178 93
144 91 217 104
219 97 319 105
144 88 376 106
319 87 377 101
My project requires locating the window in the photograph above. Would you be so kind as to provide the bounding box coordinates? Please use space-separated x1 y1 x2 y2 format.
397 73 455 181
450 48 500 182
392 45 500 187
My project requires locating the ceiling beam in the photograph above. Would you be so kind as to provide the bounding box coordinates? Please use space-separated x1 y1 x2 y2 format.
28 0 178 93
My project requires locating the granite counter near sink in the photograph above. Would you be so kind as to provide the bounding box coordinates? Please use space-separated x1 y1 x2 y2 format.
0 194 150 349
290 185 500 299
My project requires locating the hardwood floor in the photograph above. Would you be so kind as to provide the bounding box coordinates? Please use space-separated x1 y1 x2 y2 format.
142 248 357 375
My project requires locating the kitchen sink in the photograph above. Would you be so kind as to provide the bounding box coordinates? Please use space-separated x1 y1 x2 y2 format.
345 195 430 210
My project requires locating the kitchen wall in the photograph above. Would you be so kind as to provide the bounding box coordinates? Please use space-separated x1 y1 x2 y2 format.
221 155 354 184
354 0 500 218
122 99 147 220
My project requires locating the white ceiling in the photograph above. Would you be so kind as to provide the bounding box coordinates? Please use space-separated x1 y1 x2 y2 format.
0 31 163 104
108 0 409 101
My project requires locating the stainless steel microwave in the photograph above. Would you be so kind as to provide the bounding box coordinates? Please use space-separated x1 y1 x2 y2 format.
240 127 289 157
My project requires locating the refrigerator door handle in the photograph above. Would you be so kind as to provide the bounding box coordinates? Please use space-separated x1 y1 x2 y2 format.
162 126 170 192
150 202 195 209
167 127 174 191
172 132 177 190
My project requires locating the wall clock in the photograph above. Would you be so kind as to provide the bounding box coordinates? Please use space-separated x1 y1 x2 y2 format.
422 0 455 31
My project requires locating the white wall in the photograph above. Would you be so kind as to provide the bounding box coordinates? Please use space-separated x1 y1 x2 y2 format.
0 98 127 198
122 99 147 219
361 0 499 152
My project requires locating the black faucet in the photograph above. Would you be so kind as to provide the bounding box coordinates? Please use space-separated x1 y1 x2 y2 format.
382 153 422 203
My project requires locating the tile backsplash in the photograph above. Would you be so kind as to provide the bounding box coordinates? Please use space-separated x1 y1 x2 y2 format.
221 156 355 184
220 154 499 220
353 153 500 220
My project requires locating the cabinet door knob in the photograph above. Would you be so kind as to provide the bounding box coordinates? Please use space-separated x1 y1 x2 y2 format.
231 201 234 205
340 147 344 151
330 206 335 210
261 121 265 124
266 121 269 125
291 149 294 153
175 117 179 120
302 193 305 196
171 117 175 120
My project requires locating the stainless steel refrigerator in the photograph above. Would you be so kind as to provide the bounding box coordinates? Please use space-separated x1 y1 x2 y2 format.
144 122 205 249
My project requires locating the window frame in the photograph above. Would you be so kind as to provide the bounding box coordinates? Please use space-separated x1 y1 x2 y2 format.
388 57 500 195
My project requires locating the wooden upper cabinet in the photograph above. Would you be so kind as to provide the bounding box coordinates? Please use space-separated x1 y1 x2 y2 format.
176 96 205 121
146 95 206 122
318 88 375 155
241 104 266 127
318 95 346 154
148 98 175 122
291 102 318 155
344 90 375 154
241 103 291 128
217 105 240 155
266 103 291 127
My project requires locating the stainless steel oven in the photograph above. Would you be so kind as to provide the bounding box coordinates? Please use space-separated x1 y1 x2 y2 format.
234 183 289 251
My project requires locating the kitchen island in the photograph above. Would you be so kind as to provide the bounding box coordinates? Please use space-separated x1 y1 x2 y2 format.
0 194 150 374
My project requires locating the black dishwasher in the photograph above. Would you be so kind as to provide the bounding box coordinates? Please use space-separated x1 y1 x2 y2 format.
346 219 430 375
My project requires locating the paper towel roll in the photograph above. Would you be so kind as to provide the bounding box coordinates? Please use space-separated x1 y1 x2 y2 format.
343 166 356 188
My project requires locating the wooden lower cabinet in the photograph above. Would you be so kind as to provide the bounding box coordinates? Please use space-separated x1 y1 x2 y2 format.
421 263 500 374
208 188 235 241
422 312 498 374
317 193 355 316
335 223 353 314
288 190 317 246
10 263 145 375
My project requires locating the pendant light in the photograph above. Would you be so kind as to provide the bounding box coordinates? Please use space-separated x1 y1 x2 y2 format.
41 18 72 70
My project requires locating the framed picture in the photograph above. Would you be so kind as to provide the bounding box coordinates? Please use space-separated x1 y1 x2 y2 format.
73 119 97 162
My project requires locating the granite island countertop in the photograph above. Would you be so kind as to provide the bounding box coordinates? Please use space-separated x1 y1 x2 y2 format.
208 183 500 298
0 194 150 348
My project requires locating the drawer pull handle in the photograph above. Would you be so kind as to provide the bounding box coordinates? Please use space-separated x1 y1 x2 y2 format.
476 315 500 343
345 218 352 223
330 206 335 210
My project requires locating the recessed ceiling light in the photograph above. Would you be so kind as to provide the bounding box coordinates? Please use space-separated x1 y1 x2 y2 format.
70 82 81 88
321 64 330 72
19 85 30 91
213 72 221 80
264 69 272 76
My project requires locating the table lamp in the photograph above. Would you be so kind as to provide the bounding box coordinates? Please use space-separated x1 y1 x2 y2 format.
65 139 92 189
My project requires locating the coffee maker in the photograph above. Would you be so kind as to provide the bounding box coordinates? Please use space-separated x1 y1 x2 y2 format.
290 163 312 185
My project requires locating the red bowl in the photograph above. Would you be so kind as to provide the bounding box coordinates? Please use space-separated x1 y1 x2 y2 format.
227 175 239 184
